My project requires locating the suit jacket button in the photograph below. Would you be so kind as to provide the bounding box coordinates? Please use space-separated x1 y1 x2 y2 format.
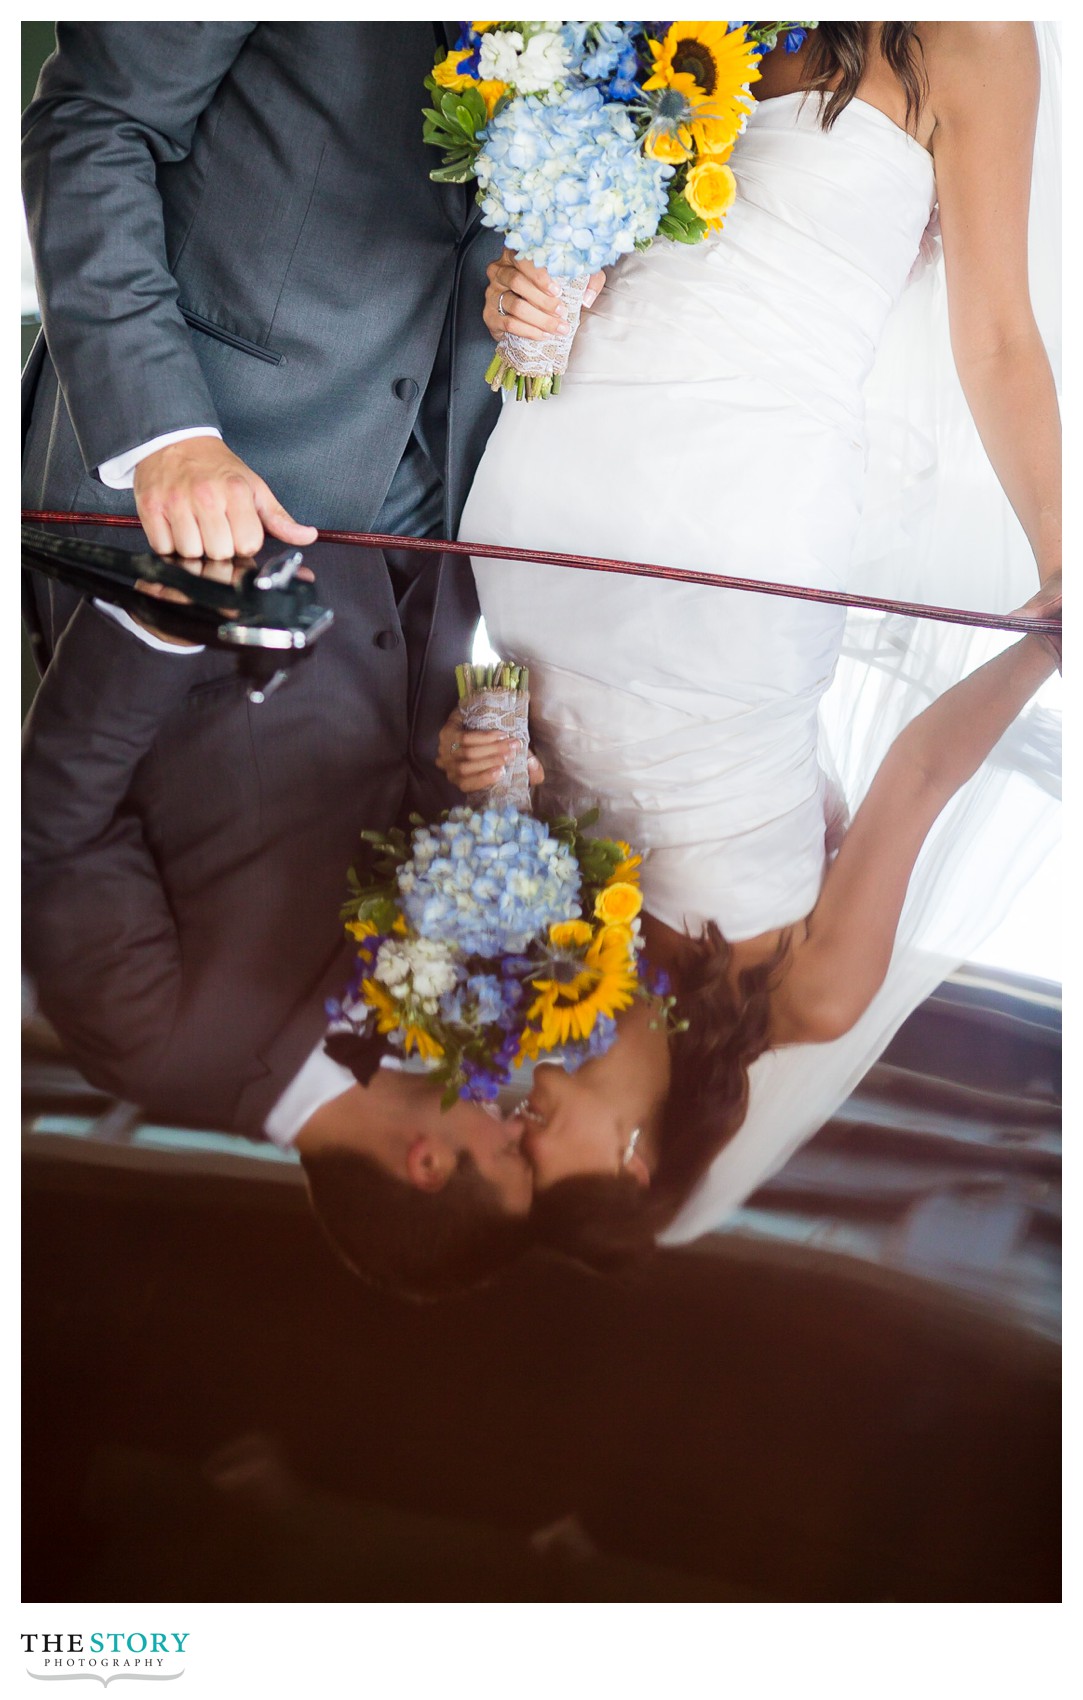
392 377 419 402
374 629 400 650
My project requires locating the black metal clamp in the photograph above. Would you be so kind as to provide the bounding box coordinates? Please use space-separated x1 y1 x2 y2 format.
21 526 334 702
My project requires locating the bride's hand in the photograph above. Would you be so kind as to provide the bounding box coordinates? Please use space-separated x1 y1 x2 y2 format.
1012 569 1061 670
436 708 545 792
483 249 606 343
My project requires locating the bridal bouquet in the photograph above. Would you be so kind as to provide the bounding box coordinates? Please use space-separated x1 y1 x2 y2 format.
333 803 661 1107
424 20 817 398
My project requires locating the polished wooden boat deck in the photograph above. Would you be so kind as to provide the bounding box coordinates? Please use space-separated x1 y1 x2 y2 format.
22 971 1060 1602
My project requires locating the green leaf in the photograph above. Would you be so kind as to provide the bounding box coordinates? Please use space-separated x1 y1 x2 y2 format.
430 159 478 184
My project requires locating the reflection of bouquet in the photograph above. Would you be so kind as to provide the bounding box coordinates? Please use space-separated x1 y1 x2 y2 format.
335 805 660 1107
456 660 532 810
424 21 817 398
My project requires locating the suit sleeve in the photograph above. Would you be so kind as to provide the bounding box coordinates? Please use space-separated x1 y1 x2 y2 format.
21 22 258 474
22 598 204 1105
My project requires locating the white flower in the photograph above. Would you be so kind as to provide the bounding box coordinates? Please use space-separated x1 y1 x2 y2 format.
478 28 524 84
515 29 570 95
374 944 410 989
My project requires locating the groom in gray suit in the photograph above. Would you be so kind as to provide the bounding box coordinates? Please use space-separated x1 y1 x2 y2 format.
22 23 534 1298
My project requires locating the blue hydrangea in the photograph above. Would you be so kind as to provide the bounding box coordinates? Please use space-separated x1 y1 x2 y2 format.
475 85 673 276
397 805 581 956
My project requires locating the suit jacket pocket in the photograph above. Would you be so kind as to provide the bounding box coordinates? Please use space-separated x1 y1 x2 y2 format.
179 307 283 365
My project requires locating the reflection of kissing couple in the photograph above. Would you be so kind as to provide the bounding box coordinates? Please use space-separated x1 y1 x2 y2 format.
23 24 1060 1298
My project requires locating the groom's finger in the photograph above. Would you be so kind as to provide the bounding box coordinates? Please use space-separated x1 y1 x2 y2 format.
190 481 245 562
223 476 266 558
162 498 206 562
251 478 319 548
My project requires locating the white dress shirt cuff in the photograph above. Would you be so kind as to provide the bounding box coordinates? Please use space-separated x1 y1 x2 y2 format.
98 426 222 490
92 601 206 655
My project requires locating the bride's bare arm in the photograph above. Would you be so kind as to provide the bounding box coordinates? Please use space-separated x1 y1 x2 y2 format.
770 623 1058 1044
927 21 1060 586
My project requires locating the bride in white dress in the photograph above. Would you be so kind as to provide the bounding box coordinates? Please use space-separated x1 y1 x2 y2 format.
446 23 1062 1266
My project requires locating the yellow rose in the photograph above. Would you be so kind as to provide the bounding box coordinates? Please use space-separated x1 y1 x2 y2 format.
644 125 693 165
549 919 593 949
433 47 472 91
594 882 643 926
684 159 738 225
433 51 505 117
696 137 735 163
477 78 507 117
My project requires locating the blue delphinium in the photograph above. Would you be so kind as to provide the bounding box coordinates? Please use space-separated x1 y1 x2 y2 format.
580 21 635 81
561 1012 619 1072
580 23 644 104
397 805 581 955
784 28 809 53
475 85 672 277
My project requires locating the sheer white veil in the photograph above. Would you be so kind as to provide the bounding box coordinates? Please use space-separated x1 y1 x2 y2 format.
662 23 1061 1245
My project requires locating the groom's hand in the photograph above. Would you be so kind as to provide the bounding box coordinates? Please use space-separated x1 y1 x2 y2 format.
128 553 315 648
484 250 606 343
133 437 318 561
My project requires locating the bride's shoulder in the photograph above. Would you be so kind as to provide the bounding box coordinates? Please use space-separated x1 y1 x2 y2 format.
920 22 1039 111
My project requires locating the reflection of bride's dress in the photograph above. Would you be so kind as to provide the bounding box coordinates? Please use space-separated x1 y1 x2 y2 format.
462 82 1061 1241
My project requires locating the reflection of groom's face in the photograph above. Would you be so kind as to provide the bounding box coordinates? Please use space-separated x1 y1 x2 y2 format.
296 1069 534 1217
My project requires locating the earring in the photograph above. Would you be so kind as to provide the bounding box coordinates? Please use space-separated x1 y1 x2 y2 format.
622 1127 642 1166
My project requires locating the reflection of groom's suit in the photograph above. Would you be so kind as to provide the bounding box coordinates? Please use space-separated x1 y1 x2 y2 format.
21 23 501 1133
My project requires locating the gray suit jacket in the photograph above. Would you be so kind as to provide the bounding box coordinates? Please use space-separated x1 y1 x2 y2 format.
21 23 504 1133
22 20 499 536
22 554 461 1137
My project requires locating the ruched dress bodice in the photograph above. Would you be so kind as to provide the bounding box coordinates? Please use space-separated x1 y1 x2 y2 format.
463 91 936 941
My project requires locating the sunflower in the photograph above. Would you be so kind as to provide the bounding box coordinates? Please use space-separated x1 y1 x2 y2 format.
642 21 761 158
609 842 644 885
525 923 639 1048
401 1025 445 1063
347 913 407 942
533 919 598 1002
360 978 444 1061
360 978 401 1034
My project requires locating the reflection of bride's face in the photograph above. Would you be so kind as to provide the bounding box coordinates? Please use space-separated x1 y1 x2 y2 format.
519 1002 669 1192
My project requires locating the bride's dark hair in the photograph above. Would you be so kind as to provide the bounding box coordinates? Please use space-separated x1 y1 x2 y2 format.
805 23 928 135
530 925 790 1276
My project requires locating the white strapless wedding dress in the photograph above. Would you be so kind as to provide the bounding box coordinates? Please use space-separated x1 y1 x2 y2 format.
461 78 1061 1242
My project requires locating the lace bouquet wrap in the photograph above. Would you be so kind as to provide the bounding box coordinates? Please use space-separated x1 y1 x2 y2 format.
423 22 817 401
455 661 532 810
